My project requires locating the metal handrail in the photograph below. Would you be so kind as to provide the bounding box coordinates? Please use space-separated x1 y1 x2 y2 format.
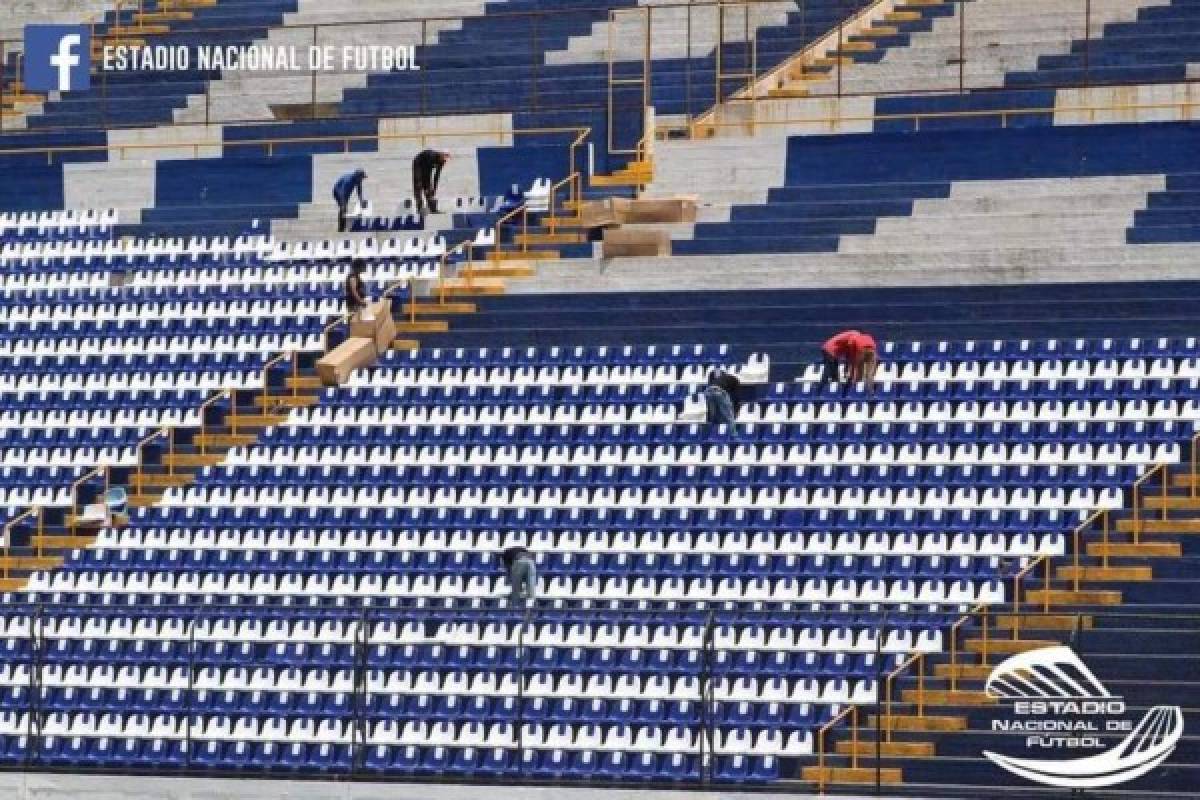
198 387 236 448
690 98 1200 137
0 126 591 164
260 352 292 415
132 427 172 498
1131 462 1170 545
813 704 854 793
881 652 920 743
1 508 42 579
1071 509 1106 590
66 466 109 540
1010 554 1047 640
545 173 579 236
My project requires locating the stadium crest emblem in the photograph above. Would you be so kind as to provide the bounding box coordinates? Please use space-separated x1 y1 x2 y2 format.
982 645 1183 788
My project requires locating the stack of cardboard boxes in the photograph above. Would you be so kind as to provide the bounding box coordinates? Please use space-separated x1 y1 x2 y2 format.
315 297 398 385
575 196 697 258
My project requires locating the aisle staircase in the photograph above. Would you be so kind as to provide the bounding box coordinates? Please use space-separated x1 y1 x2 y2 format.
811 457 1200 793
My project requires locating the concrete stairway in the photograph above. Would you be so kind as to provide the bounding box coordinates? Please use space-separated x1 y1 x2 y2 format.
175 0 503 125
718 0 1167 133
815 460 1200 793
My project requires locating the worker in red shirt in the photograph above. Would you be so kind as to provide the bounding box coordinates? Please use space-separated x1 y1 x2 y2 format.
820 330 879 394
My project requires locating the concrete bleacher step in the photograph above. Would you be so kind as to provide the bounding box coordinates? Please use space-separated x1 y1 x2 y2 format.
1056 565 1154 582
0 579 25 592
993 614 1094 631
487 250 561 262
1087 542 1182 558
29 535 96 553
463 263 537 278
0 556 62 572
867 714 966 732
396 320 451 334
439 279 509 297
515 232 588 246
161 453 226 469
389 339 422 351
126 494 165 509
129 474 194 491
1144 495 1200 510
965 637 1057 655
410 301 478 315
801 766 903 785
1024 588 1123 605
933 663 994 681
190 433 258 449
1117 518 1200 534
227 413 291 429
836 740 934 758
251 394 320 409
286 376 324 391
900 689 994 707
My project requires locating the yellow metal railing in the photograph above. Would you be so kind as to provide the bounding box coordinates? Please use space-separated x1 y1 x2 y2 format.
813 704 854 792
198 387 237 451
66 466 110 539
1 508 43 576
132 427 173 498
1131 462 1170 544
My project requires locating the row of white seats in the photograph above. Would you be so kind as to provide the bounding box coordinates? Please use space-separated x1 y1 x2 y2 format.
0 209 116 232
289 403 681 428
729 399 1200 426
0 234 268 264
157 482 1125 512
0 408 201 433
0 333 322 360
345 361 769 391
226 442 1180 469
797 358 1195 383
27 570 1004 607
0 298 346 325
21 617 933 653
0 447 140 469
0 370 263 397
97 528 1066 559
23 715 813 756
285 398 1197 429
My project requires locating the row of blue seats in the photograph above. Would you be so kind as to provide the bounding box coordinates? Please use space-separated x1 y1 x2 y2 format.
378 344 732 368
198 463 1139 488
3 688 838 728
258 419 1190 446
65 550 1004 580
332 385 692 408
2 737 777 782
0 227 112 244
768 379 1200 403
122 505 1075 532
0 316 332 340
0 352 270 374
0 284 353 308
0 390 209 411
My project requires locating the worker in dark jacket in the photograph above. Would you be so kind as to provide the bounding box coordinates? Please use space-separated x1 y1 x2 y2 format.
705 369 740 428
332 169 367 233
501 546 537 606
345 259 368 316
412 149 450 216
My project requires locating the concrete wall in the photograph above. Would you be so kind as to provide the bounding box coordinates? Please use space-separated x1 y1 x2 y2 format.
0 772 882 800
176 0 503 125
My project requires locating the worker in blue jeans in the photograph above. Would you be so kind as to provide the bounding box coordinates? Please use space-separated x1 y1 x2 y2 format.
704 370 739 427
501 546 537 606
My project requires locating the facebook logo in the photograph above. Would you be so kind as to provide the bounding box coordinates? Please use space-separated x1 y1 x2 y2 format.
24 25 91 93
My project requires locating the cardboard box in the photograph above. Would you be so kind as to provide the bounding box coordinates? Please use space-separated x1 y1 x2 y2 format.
348 298 397 353
575 199 622 229
317 337 378 386
622 197 698 224
602 228 671 258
